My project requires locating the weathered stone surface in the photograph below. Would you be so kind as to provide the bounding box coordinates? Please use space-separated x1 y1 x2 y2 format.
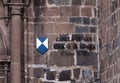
77 51 97 66
80 43 87 49
81 7 92 17
53 43 65 49
66 43 78 50
87 44 96 50
82 69 92 80
83 17 90 24
91 18 97 25
47 71 56 80
75 26 89 33
72 0 81 5
90 27 96 33
84 34 93 42
56 34 69 41
85 0 96 6
47 0 71 5
69 17 82 24
73 68 80 79
59 70 71 81
49 51 74 66
60 7 79 16
34 0 46 6
72 34 84 41
33 68 44 78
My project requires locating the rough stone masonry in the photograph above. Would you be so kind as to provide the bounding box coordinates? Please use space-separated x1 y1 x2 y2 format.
98 0 120 83
24 0 99 83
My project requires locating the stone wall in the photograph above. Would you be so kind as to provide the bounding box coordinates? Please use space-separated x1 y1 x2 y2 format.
98 0 120 83
25 0 99 83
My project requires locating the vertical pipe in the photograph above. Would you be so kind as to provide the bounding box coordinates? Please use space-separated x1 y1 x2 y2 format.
10 6 22 83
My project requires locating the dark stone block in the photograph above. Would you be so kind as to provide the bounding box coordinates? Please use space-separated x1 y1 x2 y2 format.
80 43 87 49
87 44 96 50
49 51 74 66
53 43 65 49
69 17 82 24
84 34 92 41
73 68 80 79
72 0 81 5
72 34 84 41
90 27 96 33
47 71 56 80
56 34 69 41
91 18 97 25
34 0 46 6
66 43 78 50
59 70 71 81
33 68 44 78
75 26 89 33
83 17 90 24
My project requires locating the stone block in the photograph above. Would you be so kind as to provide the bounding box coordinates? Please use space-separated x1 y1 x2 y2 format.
59 70 71 81
91 18 97 25
83 17 90 25
43 23 54 33
90 27 96 33
80 43 88 49
43 7 60 16
87 44 96 50
72 34 84 41
47 71 56 80
84 34 93 42
60 7 79 16
55 0 71 5
85 0 96 6
56 34 69 41
77 50 97 66
54 24 68 33
34 0 46 6
49 51 74 66
75 26 89 33
86 52 97 66
82 69 92 80
53 43 65 49
81 7 92 17
47 0 71 5
33 68 44 78
72 0 81 5
60 7 72 16
69 17 82 24
73 68 80 79
66 43 78 50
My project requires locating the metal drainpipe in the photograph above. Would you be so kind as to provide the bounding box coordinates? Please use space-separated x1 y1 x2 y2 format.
10 6 22 83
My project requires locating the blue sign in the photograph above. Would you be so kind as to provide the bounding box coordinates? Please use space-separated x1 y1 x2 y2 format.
36 37 48 55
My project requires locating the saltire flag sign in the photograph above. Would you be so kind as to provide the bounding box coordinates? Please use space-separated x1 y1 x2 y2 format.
36 37 48 55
